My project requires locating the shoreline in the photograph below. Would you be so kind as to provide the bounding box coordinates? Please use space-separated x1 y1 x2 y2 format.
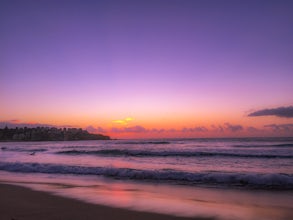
0 183 212 220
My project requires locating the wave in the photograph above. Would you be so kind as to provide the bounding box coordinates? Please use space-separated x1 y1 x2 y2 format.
233 143 293 148
0 162 292 189
273 143 293 147
56 149 293 159
115 141 170 145
1 147 47 153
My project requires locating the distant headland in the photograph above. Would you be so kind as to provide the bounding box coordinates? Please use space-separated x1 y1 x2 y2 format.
0 126 110 141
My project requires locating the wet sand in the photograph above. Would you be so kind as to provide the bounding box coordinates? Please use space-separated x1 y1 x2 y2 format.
0 183 212 220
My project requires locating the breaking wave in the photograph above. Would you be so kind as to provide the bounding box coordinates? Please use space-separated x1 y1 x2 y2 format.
56 149 293 159
115 141 170 145
1 147 47 153
0 162 292 189
232 143 293 148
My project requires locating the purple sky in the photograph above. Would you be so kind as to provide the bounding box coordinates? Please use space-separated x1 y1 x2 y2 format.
1 0 293 137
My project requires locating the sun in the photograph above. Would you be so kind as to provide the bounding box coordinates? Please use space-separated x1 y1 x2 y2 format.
112 117 134 126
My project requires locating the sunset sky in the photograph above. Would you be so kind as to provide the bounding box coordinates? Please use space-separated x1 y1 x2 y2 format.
1 0 293 138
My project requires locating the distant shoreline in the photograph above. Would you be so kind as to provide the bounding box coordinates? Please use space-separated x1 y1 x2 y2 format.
0 139 110 142
0 126 110 142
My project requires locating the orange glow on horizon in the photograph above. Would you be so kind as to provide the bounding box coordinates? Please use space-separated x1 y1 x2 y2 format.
1 108 292 139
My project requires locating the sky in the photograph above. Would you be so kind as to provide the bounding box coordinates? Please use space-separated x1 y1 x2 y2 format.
1 0 293 138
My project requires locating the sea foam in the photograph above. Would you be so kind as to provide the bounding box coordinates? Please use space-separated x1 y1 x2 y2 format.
0 162 292 189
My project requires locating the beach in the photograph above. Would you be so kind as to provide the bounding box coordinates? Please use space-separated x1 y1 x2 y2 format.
0 183 208 220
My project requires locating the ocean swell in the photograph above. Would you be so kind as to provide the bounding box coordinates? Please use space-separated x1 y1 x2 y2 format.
0 162 292 189
56 149 293 159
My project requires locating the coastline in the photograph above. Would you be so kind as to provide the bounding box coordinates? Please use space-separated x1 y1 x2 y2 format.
0 127 110 142
0 183 211 220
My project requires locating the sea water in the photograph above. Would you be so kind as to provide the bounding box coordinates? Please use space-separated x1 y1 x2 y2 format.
0 138 292 219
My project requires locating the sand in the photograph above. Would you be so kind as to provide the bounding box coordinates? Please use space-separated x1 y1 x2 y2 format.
0 183 212 220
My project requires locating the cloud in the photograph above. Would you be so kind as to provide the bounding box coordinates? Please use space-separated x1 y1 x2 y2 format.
151 128 166 133
86 126 107 133
113 117 134 125
264 124 293 132
111 127 122 133
248 106 293 118
86 126 96 133
125 126 147 133
111 125 148 133
211 125 224 132
246 126 260 132
224 123 243 132
8 119 20 123
182 126 208 132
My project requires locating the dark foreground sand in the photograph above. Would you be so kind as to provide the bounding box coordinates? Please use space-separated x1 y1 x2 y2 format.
0 183 212 220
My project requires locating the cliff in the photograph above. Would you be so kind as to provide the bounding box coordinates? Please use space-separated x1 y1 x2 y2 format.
0 126 110 141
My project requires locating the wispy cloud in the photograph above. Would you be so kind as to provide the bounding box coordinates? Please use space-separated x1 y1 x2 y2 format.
224 123 243 132
248 106 293 118
151 128 166 133
124 126 147 133
111 125 147 133
264 124 293 132
181 126 208 132
211 125 224 132
246 126 260 132
86 126 107 133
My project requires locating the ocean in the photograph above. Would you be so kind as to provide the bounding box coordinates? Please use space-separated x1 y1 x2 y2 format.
0 137 292 219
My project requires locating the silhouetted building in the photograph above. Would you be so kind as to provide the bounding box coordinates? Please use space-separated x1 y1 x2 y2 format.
0 127 110 141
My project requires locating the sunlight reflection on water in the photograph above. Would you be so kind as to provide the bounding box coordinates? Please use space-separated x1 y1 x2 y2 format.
0 171 292 220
